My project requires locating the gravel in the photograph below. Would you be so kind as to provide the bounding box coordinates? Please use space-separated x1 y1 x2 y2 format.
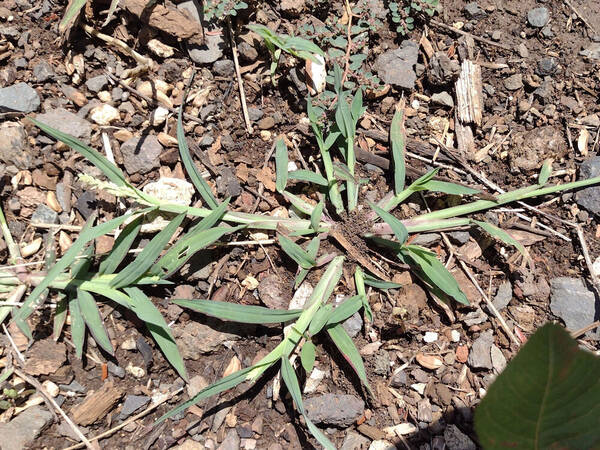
374 40 419 89
527 7 549 28
550 277 596 333
85 74 108 93
467 330 494 370
120 135 163 174
0 406 53 450
304 394 364 427
0 121 32 169
576 156 600 215
36 107 92 142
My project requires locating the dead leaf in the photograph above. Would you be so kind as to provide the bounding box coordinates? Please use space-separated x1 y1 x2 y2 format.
236 163 249 183
415 353 443 370
24 339 67 376
256 167 276 192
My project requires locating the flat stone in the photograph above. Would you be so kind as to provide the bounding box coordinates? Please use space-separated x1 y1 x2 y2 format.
444 424 476 450
528 7 549 28
550 277 596 332
0 121 32 169
238 41 258 63
447 230 470 245
217 429 240 450
31 204 59 225
85 74 108 93
504 73 523 90
576 156 600 215
304 394 364 427
428 52 460 85
431 91 454 107
213 59 235 77
120 135 163 174
173 320 241 359
33 61 54 82
247 107 263 122
0 82 40 113
188 33 225 64
119 395 150 420
410 233 441 246
340 431 370 450
258 275 288 309
492 281 512 310
36 108 92 142
467 330 494 370
374 40 418 89
0 406 53 450
537 57 558 76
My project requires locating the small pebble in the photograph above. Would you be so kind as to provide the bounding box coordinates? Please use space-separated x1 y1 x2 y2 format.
423 331 438 343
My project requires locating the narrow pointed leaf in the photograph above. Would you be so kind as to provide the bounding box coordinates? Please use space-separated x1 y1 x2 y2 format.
363 273 403 290
327 323 372 395
473 220 527 257
354 267 372 322
188 198 229 234
98 215 143 275
308 304 333 336
53 294 68 341
172 299 302 323
288 170 328 186
69 295 85 360
77 289 114 355
538 159 553 185
418 180 479 195
300 341 316 373
371 204 408 244
275 138 288 193
178 94 218 209
124 287 187 380
111 213 185 288
278 234 316 270
390 107 406 194
310 200 324 232
326 295 363 325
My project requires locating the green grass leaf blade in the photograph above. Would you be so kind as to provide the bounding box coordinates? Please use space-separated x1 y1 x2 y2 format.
473 220 527 257
172 299 303 323
326 295 363 325
354 267 372 322
69 295 85 360
53 294 68 341
278 234 317 270
280 357 336 450
111 213 185 288
275 138 288 193
77 289 114 355
327 323 372 395
419 180 479 195
124 287 187 381
14 212 138 336
310 201 324 232
300 342 316 373
390 107 406 194
288 170 329 186
307 304 333 336
150 225 237 279
371 204 408 244
400 245 469 305
362 273 402 290
98 215 143 275
282 191 316 216
178 96 218 209
188 198 230 234
538 159 552 185
59 0 86 31
155 364 260 424
32 118 128 187
295 268 310 290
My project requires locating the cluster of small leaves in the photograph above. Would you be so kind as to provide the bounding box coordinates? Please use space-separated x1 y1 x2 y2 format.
389 0 440 35
203 0 248 21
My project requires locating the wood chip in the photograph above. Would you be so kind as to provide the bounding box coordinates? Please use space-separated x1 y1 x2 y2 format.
415 353 443 370
71 381 123 425
23 339 66 376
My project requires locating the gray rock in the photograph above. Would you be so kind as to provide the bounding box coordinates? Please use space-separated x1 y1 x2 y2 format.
541 26 554 38
213 59 235 77
428 52 460 85
373 351 389 376
199 135 214 147
304 394 364 427
55 183 71 212
492 281 512 310
537 57 558 76
36 108 92 141
431 91 454 107
467 330 494 370
248 107 264 122
120 135 163 174
462 308 487 326
0 82 40 113
444 424 476 450
258 274 288 309
528 7 549 28
0 406 53 450
533 77 554 99
490 344 507 373
33 61 54 82
390 370 408 387
410 233 441 246
107 361 125 378
31 204 59 225
550 277 596 332
576 157 600 214
374 40 419 89
173 320 240 359
14 57 27 69
0 26 20 40
340 431 370 450
59 380 86 393
85 74 108 93
447 230 470 245
119 395 150 420
335 295 363 338
491 30 502 41
238 41 258 63
217 429 240 450
17 30 30 46
188 34 225 64
518 43 529 58
0 122 32 169
216 166 241 198
580 43 600 60
464 2 486 20
75 190 96 220
504 73 523 90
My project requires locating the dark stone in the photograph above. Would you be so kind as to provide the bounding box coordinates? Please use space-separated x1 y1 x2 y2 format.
85 75 108 93
537 57 558 76
213 59 235 77
31 204 58 225
0 82 40 113
33 61 54 82
75 190 96 220
464 2 486 20
374 40 419 89
119 395 150 420
550 277 596 333
576 157 600 215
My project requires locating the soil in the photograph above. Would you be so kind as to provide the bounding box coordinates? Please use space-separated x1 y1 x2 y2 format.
1 0 600 449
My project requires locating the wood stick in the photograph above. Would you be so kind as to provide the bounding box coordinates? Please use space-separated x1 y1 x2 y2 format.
13 367 95 450
430 19 513 52
227 18 253 134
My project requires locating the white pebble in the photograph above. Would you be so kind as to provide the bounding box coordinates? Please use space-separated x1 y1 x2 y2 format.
423 331 438 343
451 329 461 342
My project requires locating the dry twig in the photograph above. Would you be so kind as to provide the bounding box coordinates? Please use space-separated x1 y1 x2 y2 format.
227 18 253 134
